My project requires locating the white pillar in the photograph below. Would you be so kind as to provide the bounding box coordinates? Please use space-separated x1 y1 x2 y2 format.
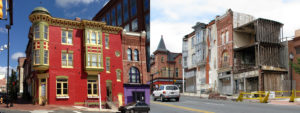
98 74 102 110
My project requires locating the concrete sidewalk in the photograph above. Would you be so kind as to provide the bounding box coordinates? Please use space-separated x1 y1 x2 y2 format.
181 92 300 106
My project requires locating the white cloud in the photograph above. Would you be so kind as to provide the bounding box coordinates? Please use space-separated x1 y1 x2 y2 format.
55 0 101 8
11 52 25 61
151 0 300 53
0 66 15 78
0 27 7 34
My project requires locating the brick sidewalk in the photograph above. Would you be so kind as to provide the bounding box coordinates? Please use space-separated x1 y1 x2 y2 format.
268 99 300 106
0 103 75 111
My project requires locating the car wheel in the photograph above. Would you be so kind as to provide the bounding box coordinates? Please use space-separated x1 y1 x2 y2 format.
130 109 135 113
160 95 164 102
153 97 157 101
176 98 180 102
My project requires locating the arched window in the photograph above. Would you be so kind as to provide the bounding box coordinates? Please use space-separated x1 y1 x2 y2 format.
127 48 132 61
134 49 139 61
129 67 140 83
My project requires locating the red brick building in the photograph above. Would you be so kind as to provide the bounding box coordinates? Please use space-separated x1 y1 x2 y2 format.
121 30 150 105
150 37 183 92
216 10 234 94
288 29 300 96
24 7 124 107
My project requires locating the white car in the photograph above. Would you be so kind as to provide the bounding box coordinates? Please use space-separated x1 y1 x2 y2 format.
152 85 180 102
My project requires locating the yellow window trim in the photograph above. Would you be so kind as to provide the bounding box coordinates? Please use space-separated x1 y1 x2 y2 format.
105 33 109 49
116 69 122 82
86 52 103 68
33 49 41 65
61 29 73 45
86 30 102 46
56 77 69 97
61 51 74 68
106 57 110 73
87 79 98 96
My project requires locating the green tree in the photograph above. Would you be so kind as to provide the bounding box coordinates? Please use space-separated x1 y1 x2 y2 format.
8 69 18 100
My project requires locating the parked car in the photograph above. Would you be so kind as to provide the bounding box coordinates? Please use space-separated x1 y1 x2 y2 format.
118 101 150 113
152 85 180 102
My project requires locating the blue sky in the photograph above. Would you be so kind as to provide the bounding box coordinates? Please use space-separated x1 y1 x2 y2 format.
0 0 109 74
150 0 300 54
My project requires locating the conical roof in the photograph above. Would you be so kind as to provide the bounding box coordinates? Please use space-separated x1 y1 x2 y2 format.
156 37 168 52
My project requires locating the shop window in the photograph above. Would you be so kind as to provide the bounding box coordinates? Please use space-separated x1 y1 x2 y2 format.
87 80 98 96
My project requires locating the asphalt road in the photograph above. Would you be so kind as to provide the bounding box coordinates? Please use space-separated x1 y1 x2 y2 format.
150 96 300 113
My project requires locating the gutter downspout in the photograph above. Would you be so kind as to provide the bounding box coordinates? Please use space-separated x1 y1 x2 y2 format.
98 74 102 110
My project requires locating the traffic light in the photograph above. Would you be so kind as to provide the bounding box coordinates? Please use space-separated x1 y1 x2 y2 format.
0 0 3 19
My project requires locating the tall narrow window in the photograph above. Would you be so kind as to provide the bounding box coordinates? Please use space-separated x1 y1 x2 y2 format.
123 0 129 22
87 80 98 96
175 68 179 77
129 67 140 83
98 32 101 45
161 56 164 62
87 32 90 44
62 30 73 45
144 0 149 11
91 32 96 44
106 12 110 25
44 50 48 64
98 54 102 67
134 49 139 61
106 58 110 72
226 31 229 43
111 8 116 26
130 0 137 17
44 25 48 40
131 19 138 31
34 50 40 64
116 69 121 82
127 49 132 61
56 79 68 97
92 54 97 66
105 34 109 49
34 25 40 39
117 3 122 26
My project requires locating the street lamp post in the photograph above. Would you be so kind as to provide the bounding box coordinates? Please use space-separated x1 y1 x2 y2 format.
6 25 12 107
289 52 294 94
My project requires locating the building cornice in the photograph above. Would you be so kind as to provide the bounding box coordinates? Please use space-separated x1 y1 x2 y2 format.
29 13 123 34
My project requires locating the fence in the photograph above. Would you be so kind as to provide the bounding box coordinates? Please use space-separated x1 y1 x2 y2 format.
237 90 300 103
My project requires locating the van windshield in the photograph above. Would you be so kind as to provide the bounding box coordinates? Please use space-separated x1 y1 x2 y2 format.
166 86 178 90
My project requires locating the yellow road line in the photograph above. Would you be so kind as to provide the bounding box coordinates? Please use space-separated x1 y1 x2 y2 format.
151 101 214 113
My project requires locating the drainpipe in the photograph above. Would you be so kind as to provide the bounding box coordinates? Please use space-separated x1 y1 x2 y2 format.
98 74 102 110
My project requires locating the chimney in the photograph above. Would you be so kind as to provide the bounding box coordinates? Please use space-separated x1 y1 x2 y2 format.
75 17 81 21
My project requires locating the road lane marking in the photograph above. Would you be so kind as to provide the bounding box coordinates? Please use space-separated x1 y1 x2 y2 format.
151 101 215 113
